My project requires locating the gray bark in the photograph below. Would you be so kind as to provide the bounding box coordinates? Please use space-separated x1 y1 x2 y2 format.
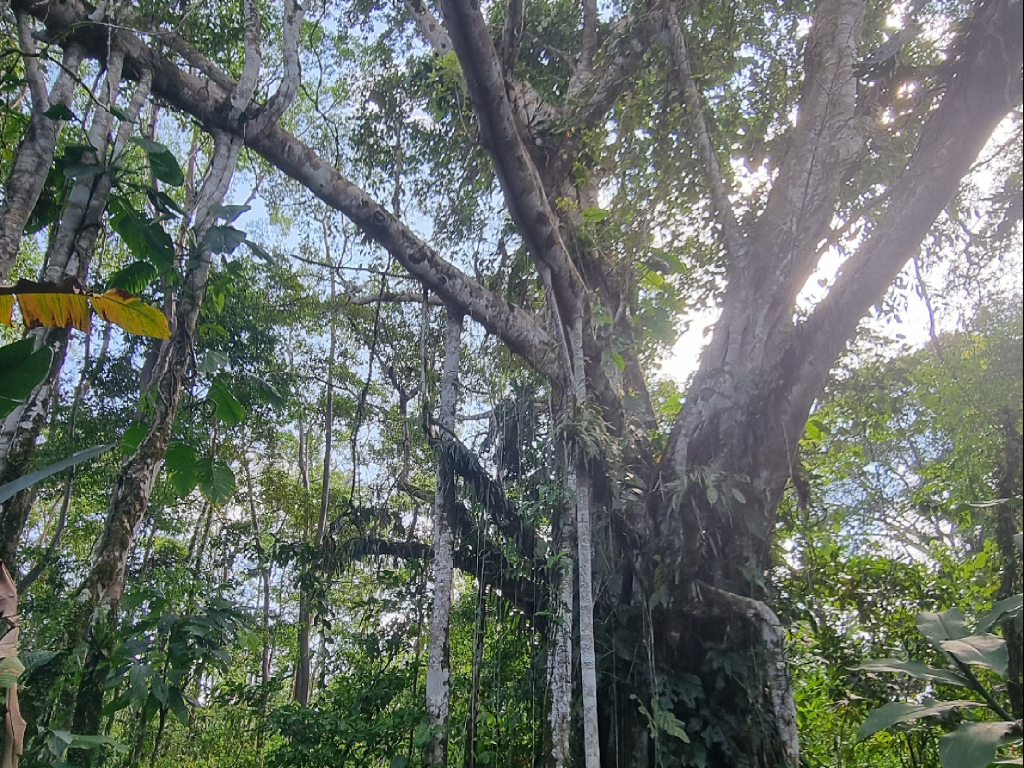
424 311 462 766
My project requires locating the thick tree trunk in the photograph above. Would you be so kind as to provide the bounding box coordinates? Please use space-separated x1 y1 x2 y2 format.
996 414 1022 719
424 311 462 766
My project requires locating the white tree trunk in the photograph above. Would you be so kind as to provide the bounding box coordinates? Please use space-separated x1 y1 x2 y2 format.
575 463 600 768
424 311 462 766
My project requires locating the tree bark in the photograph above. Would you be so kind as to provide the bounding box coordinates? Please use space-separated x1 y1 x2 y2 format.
0 24 81 282
0 65 150 576
424 311 462 766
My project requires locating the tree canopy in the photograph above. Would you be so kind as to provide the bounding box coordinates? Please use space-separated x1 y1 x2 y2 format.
0 0 1020 766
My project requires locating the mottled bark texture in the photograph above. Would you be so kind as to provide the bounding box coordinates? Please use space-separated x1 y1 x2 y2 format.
424 311 463 767
0 64 151 576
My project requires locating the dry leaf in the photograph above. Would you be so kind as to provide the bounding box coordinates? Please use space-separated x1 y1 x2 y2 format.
0 564 24 768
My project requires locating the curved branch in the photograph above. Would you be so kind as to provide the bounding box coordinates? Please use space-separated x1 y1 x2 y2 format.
11 0 562 381
789 0 1023 435
255 0 305 131
663 0 744 260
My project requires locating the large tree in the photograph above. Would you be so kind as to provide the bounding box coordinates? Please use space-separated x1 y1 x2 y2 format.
5 0 1022 765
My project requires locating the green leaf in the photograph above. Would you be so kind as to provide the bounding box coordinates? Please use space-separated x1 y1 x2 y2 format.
853 659 971 687
610 352 626 371
203 225 246 255
68 733 128 754
653 705 691 743
132 137 185 186
167 686 190 726
249 375 287 408
42 103 75 121
941 634 1009 677
108 201 175 270
918 609 970 647
197 459 235 505
858 700 985 741
976 595 1024 634
390 757 411 768
0 443 114 503
210 204 250 223
20 650 59 675
107 261 158 294
198 350 229 374
245 239 275 262
209 378 245 426
582 206 611 224
130 137 169 155
0 339 53 416
165 443 200 497
121 423 150 455
939 721 1017 768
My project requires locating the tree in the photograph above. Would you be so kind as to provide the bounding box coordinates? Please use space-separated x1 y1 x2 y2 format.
3 0 1022 766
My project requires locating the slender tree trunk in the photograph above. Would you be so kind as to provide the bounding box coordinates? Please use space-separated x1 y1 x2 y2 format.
463 574 487 768
69 132 241 755
424 310 462 767
575 463 600 768
996 412 1022 719
296 265 336 707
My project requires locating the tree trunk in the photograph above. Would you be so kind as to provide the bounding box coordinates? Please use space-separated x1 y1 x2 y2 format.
0 22 81 281
463 575 487 768
424 310 462 766
0 64 150 576
296 264 336 707
996 413 1022 720
69 133 241 756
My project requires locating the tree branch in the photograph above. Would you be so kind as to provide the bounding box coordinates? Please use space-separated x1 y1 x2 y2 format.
405 0 454 55
437 0 585 324
11 0 563 381
663 0 744 260
789 0 1023 434
343 535 547 629
254 0 305 132
500 0 525 76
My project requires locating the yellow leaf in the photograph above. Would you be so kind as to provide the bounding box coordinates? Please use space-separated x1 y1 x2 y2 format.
16 292 91 333
89 290 171 339
0 296 12 327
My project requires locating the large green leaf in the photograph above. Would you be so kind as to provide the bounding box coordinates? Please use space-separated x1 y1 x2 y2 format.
918 609 970 648
976 595 1024 634
165 443 200 497
0 444 114 503
939 721 1019 768
941 634 1009 677
202 225 246 255
131 136 184 186
853 659 970 687
0 339 53 417
209 378 245 426
858 700 984 741
197 459 235 505
107 261 159 294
